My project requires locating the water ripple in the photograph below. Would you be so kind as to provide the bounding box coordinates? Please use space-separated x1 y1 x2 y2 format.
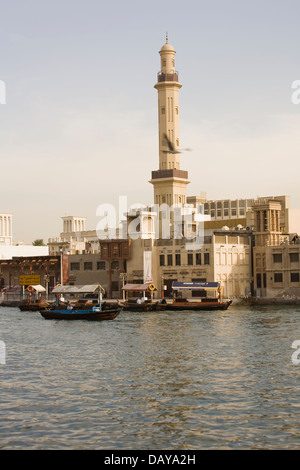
1 305 300 449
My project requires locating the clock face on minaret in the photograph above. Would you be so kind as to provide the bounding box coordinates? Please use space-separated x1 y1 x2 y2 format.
150 38 190 208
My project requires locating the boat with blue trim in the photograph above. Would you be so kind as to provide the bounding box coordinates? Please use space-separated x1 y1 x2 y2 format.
168 282 232 310
39 284 122 320
40 306 121 321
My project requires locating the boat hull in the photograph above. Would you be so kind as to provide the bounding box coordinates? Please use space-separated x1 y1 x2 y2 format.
168 300 232 311
40 307 122 321
118 301 166 312
19 303 50 312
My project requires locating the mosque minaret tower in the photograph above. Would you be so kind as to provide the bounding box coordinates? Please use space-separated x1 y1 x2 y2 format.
150 35 190 207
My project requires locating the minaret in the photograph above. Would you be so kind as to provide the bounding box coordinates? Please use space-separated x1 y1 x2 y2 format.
150 36 190 207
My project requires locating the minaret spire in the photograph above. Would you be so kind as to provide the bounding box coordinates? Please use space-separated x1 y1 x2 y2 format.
149 38 190 208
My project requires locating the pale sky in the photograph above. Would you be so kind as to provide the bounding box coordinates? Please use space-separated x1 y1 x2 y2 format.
1 0 300 243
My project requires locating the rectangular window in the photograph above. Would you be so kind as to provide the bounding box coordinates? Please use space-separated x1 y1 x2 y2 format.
291 272 300 283
263 273 267 288
112 281 119 291
167 254 172 266
273 254 282 263
196 253 201 265
111 261 119 270
97 261 106 270
257 273 262 288
257 212 261 232
274 273 283 283
70 262 80 271
160 255 165 266
204 253 210 265
263 210 268 231
290 253 299 263
175 254 181 266
187 253 193 265
84 262 93 270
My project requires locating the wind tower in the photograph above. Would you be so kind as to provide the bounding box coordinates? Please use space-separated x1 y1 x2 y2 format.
150 35 190 207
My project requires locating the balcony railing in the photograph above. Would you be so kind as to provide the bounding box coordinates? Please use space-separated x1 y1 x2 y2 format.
152 169 189 180
157 72 179 83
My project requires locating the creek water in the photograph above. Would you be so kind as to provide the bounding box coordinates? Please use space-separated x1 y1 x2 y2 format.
0 304 300 449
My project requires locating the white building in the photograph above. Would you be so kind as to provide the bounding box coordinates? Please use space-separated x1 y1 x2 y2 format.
0 245 49 260
0 213 49 259
48 216 100 255
0 214 12 245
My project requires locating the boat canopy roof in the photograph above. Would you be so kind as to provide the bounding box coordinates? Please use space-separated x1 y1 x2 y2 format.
172 281 220 291
52 284 105 294
28 285 46 292
122 283 156 292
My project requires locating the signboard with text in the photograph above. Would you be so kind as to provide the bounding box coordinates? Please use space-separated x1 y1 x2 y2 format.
19 275 41 286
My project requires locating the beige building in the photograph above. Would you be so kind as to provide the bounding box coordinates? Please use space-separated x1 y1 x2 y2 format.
48 216 100 255
67 253 122 298
199 195 300 235
253 200 300 298
126 227 252 300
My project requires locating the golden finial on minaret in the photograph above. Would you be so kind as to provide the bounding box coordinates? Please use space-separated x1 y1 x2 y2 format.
166 32 168 43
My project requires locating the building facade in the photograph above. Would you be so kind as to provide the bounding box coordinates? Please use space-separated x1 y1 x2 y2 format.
0 255 61 292
253 200 300 298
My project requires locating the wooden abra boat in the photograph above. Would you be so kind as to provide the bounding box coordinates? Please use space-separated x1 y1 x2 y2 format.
168 298 232 311
40 306 122 321
19 301 51 312
169 282 232 311
117 300 166 312
19 285 51 311
40 284 121 320
119 283 165 311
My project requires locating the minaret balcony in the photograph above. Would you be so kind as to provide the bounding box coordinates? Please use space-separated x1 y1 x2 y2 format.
157 72 179 82
151 169 188 180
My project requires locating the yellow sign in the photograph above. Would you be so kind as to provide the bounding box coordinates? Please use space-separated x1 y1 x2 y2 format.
19 275 41 286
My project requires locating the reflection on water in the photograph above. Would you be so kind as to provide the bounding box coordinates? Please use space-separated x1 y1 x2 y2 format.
1 305 300 449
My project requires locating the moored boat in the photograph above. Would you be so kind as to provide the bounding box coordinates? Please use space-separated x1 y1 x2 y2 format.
19 285 53 311
40 283 121 320
119 283 164 312
40 306 122 321
117 299 166 312
19 301 52 312
168 298 232 311
168 281 232 311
